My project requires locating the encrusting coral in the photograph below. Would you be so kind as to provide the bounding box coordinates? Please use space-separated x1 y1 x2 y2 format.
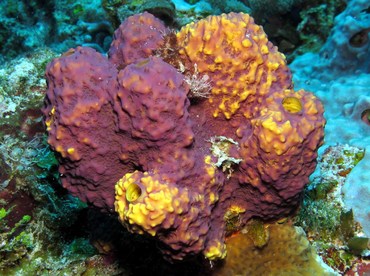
43 12 325 261
213 223 333 275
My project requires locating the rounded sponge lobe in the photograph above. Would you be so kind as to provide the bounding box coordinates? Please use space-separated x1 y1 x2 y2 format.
108 12 168 69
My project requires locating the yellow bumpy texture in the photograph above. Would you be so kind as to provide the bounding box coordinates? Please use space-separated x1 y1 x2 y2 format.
115 171 190 236
177 12 289 119
253 89 321 156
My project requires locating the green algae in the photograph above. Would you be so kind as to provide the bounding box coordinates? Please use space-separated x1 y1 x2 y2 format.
306 180 338 200
296 145 365 242
340 210 355 240
0 207 10 221
72 3 84 16
296 199 342 241
347 237 369 254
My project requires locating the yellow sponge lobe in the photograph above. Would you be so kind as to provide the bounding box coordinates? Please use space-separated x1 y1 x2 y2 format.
115 171 190 236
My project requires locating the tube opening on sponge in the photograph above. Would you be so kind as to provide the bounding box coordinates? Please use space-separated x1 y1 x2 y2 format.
349 28 370 48
126 183 142 203
361 109 370 125
282 96 302 114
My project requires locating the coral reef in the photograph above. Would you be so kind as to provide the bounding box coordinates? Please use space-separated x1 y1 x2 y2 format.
103 0 250 29
239 0 346 62
250 0 346 63
0 0 112 62
293 0 370 79
295 145 369 273
49 0 113 53
103 0 176 28
244 0 305 16
294 0 346 57
0 1 53 62
207 0 251 14
0 0 366 274
172 0 215 26
291 0 370 239
43 12 325 261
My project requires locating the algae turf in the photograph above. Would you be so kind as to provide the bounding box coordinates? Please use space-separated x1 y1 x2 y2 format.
294 144 369 273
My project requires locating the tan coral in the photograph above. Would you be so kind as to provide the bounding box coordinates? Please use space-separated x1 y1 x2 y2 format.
213 223 332 275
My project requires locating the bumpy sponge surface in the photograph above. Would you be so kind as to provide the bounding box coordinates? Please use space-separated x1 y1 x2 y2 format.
43 12 325 261
177 13 291 119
